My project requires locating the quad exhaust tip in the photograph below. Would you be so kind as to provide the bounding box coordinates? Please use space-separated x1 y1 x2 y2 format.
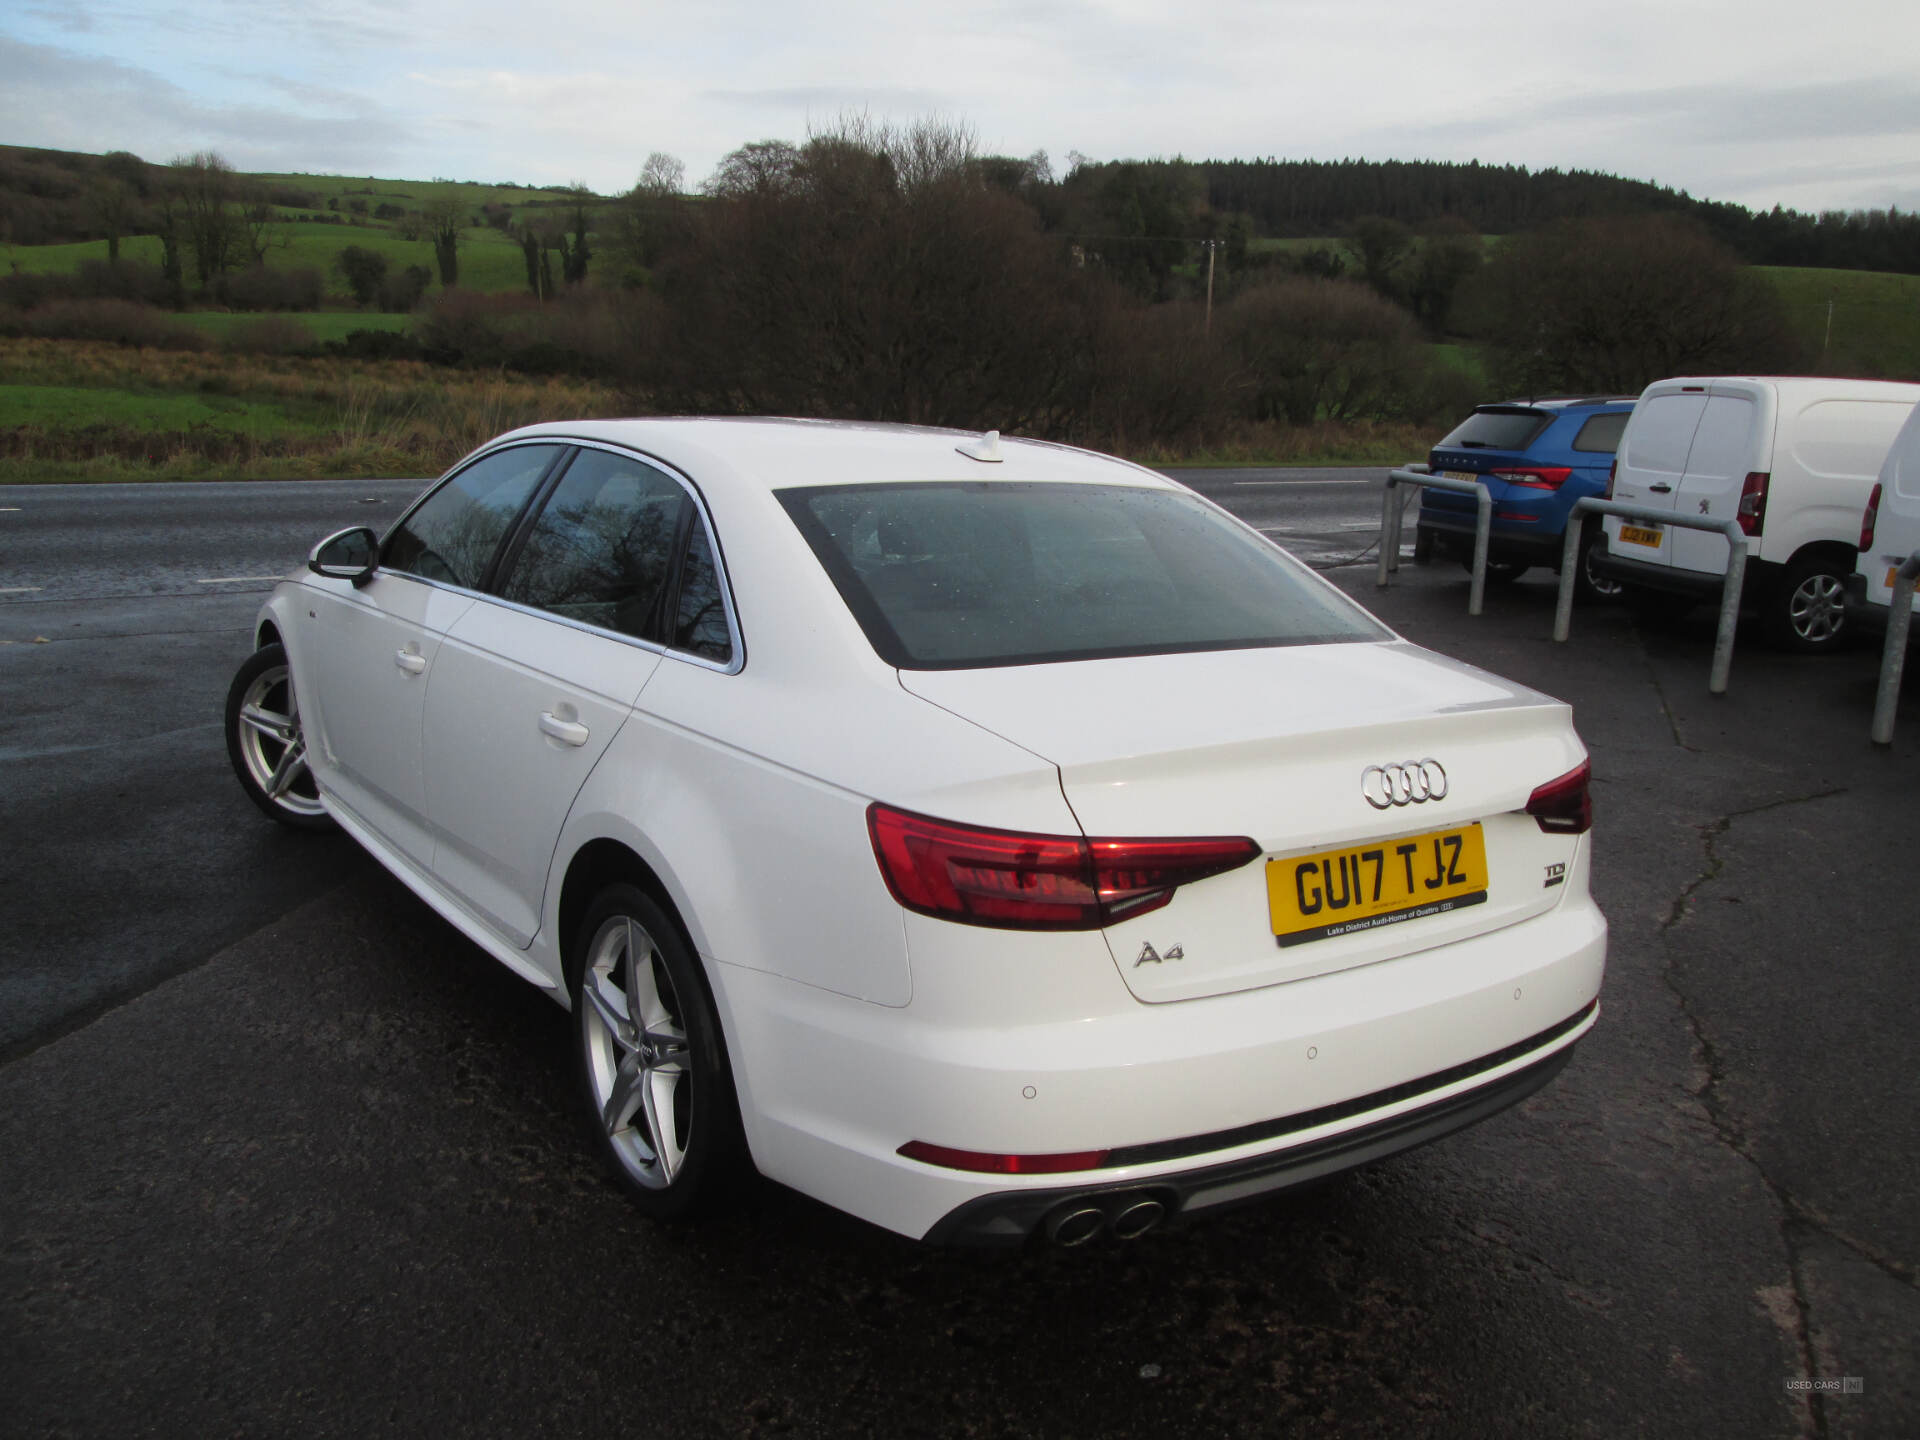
1043 1192 1169 1247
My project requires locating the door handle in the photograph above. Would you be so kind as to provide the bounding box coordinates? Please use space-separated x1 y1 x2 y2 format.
394 649 427 675
1647 483 1673 493
539 711 590 747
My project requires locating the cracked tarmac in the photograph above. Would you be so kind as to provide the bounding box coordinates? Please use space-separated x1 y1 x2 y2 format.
2 550 1915 1439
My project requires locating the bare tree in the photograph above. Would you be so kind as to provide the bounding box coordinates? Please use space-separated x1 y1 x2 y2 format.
171 151 255 285
423 196 465 287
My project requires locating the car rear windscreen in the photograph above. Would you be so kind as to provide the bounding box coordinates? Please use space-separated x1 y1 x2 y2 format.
1436 409 1552 451
779 481 1387 669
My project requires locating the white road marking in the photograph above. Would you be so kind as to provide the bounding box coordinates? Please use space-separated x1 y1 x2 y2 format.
196 576 283 584
0 585 43 593
1232 478 1376 486
0 506 21 512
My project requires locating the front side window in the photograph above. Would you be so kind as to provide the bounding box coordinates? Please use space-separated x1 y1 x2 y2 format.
385 445 560 589
500 448 689 641
780 481 1385 669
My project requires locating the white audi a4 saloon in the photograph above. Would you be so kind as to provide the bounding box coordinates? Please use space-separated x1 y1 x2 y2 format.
225 418 1606 1247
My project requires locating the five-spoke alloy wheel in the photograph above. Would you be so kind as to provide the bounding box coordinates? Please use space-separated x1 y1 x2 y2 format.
569 885 741 1219
224 642 333 830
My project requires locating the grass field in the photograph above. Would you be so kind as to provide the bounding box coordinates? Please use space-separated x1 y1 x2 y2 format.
0 384 304 435
1758 265 1920 379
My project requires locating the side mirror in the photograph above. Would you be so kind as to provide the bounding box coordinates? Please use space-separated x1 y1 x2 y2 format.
308 526 378 586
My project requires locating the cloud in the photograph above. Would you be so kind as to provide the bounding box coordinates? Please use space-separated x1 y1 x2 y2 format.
0 38 407 174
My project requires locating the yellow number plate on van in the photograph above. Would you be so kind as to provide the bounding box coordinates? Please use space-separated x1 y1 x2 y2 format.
1267 824 1489 948
1619 524 1663 548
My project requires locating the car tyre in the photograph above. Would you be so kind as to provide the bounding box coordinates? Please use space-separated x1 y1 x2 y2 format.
1765 554 1851 653
224 643 333 830
1481 560 1529 585
1575 532 1624 605
568 884 744 1220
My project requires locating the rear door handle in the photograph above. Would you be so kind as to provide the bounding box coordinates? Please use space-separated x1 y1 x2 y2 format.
539 711 590 747
1647 483 1674 493
394 649 427 675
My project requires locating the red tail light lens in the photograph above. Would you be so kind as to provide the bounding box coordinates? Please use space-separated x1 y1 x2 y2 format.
1488 466 1573 490
1605 459 1618 500
867 803 1261 930
897 1141 1111 1174
1737 472 1769 537
1861 482 1883 552
1525 760 1592 835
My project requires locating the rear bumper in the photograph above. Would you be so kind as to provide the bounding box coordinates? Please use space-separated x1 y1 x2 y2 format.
1417 512 1567 562
925 1003 1591 1245
709 893 1608 1243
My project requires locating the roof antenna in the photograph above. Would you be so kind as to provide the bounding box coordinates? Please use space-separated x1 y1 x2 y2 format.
956 430 1003 463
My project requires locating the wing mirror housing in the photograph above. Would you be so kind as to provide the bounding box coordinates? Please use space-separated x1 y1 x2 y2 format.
308 526 378 586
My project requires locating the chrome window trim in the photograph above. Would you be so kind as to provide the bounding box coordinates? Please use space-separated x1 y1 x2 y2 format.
372 435 747 675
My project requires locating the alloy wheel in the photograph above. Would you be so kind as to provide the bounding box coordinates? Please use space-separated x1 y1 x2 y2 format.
580 915 693 1189
234 664 326 819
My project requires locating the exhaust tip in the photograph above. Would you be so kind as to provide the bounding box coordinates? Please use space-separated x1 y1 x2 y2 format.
1045 1204 1107 1248
1108 1196 1166 1240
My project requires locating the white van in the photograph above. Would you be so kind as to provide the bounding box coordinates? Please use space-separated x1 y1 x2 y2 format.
1848 398 1920 622
1596 376 1920 651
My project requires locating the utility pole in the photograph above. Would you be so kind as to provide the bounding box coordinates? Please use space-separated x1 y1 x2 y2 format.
1824 297 1834 354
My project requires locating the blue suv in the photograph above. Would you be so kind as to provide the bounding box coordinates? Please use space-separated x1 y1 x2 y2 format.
1414 396 1635 601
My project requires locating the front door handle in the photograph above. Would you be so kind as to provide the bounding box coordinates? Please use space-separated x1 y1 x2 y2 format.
539 711 590 747
395 649 427 675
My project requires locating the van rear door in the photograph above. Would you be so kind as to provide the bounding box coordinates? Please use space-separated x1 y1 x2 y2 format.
1670 387 1765 577
1606 387 1706 569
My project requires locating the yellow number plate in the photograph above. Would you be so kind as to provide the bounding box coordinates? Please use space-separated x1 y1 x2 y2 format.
1441 470 1479 484
1267 824 1489 948
1889 566 1903 590
1619 524 1663 548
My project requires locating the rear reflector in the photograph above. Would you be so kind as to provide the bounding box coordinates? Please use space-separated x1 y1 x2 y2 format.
897 1140 1111 1174
1738 472 1769 537
1525 760 1592 835
1605 459 1617 500
1861 482 1883 552
1489 466 1572 490
868 803 1261 931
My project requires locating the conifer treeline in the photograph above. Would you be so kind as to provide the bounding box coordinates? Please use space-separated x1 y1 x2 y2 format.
1200 157 1920 274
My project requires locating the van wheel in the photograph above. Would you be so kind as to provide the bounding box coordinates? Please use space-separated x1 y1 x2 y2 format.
1767 555 1850 653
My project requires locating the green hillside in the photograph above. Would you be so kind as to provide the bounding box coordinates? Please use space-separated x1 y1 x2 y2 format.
1758 265 1920 379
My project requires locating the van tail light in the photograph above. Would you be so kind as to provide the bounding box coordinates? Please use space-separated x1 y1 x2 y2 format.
1605 460 1617 500
1861 482 1883 552
1488 466 1572 490
867 803 1261 930
1525 760 1592 835
1737 472 1770 537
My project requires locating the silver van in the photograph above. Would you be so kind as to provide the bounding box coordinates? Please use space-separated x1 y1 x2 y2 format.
1596 377 1920 650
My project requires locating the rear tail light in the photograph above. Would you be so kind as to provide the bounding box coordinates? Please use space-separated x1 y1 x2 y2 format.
1861 482 1883 552
1525 760 1592 835
1737 472 1769 537
897 1141 1111 1174
867 803 1261 931
1605 460 1617 500
1488 466 1572 490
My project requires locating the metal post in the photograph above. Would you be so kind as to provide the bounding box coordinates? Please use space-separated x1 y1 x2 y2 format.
1709 536 1747 696
1871 552 1920 745
1468 487 1491 618
1553 511 1584 643
1376 476 1399 589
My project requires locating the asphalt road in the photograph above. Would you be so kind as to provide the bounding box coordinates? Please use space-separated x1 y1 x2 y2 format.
3 472 1916 1439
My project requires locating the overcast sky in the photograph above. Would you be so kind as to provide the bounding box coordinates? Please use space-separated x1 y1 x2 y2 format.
4 0 1918 214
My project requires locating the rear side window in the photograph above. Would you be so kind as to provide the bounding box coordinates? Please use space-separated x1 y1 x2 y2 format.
500 448 689 640
385 444 560 589
1570 412 1629 454
671 518 734 664
780 482 1385 669
1437 409 1551 451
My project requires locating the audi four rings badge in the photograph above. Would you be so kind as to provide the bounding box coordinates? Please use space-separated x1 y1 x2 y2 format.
1361 760 1448 809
